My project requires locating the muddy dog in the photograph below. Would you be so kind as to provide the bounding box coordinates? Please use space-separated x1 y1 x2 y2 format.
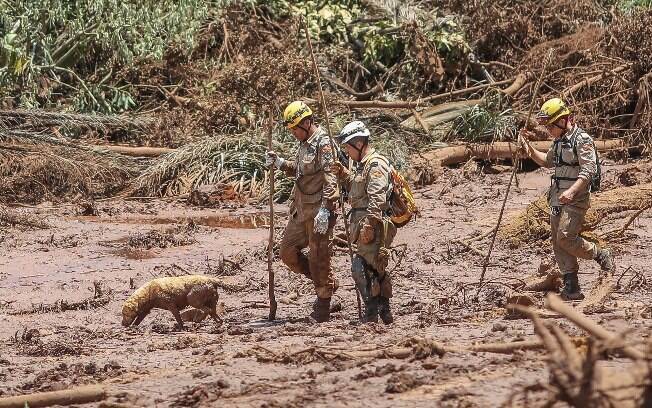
122 275 222 328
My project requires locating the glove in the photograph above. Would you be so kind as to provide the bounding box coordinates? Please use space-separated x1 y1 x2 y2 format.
330 162 349 179
359 222 375 244
265 151 285 168
517 129 534 155
313 207 330 235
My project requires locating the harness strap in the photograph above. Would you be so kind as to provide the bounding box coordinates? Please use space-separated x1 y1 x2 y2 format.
552 176 578 181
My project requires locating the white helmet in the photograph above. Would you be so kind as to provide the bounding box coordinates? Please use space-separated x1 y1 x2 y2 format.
338 120 370 145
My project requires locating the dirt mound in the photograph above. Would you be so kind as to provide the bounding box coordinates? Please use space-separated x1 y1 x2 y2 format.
128 225 197 250
439 0 609 68
0 142 139 204
521 25 604 69
500 183 652 248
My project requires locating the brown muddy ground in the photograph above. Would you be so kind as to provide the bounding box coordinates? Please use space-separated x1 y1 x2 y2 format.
1 162 651 407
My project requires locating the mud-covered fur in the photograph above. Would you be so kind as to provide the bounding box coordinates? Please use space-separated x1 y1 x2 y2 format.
122 275 222 328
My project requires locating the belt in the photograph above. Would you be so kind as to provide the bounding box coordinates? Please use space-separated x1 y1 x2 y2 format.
551 175 578 188
347 207 391 218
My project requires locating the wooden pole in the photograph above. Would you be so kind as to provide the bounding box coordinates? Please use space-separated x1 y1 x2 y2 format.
267 111 278 321
0 385 106 408
476 50 554 296
303 18 362 319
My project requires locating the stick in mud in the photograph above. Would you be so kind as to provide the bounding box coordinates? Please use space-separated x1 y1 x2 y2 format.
0 385 106 408
476 50 554 297
302 17 362 319
267 111 278 321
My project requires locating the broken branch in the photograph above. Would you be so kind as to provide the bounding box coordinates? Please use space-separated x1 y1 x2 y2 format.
0 385 106 408
545 294 644 359
340 78 514 109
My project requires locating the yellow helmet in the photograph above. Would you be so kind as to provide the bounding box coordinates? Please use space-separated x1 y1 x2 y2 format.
283 101 313 129
536 98 571 125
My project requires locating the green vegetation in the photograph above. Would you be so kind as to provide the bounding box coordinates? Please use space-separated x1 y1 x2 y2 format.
0 0 220 112
618 0 652 11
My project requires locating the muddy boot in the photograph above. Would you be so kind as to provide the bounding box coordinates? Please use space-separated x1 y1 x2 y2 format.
594 248 614 272
560 273 585 301
378 297 394 325
363 297 379 323
329 298 342 313
310 297 331 323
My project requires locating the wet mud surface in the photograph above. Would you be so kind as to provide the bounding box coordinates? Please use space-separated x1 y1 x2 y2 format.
1 164 650 407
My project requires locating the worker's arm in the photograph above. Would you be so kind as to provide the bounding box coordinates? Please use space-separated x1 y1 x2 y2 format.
559 134 596 204
519 129 553 168
319 140 340 211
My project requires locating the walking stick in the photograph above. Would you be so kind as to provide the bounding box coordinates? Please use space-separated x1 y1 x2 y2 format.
302 18 362 319
267 111 278 320
477 50 554 297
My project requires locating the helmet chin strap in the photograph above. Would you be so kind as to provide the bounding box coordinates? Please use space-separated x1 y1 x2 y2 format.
349 140 367 161
296 118 312 140
553 118 568 131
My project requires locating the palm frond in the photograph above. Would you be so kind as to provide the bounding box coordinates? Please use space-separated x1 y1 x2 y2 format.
133 131 295 202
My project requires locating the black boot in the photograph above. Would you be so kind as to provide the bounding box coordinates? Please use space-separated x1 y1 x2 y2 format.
329 298 342 313
363 297 379 323
378 297 394 324
594 248 614 272
560 273 585 301
310 297 331 323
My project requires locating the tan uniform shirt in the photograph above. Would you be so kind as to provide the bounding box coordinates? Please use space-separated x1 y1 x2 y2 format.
544 125 597 209
280 127 339 221
343 149 392 240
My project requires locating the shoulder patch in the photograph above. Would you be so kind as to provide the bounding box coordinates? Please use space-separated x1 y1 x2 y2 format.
369 167 384 178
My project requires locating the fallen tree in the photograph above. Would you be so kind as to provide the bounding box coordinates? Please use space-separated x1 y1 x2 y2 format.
408 139 626 185
338 77 520 109
94 145 175 157
415 139 625 167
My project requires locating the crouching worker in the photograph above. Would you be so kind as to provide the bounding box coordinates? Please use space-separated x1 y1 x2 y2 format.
265 101 340 322
332 121 396 324
520 98 614 301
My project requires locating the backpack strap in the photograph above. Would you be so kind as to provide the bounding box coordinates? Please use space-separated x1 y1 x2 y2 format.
554 127 581 167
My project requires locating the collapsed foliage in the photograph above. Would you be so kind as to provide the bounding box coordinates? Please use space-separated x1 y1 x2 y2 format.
1 0 652 204
0 139 139 203
132 132 295 201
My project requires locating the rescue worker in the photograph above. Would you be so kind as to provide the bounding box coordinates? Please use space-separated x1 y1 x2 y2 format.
332 121 396 323
265 101 340 322
520 98 614 300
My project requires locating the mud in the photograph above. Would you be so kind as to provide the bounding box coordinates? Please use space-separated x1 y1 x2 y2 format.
1 164 651 407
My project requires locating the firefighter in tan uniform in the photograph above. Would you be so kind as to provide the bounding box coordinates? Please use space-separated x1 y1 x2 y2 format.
521 98 614 300
266 101 340 322
332 121 396 323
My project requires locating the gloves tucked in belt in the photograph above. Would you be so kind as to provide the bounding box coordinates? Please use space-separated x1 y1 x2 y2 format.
313 207 330 235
